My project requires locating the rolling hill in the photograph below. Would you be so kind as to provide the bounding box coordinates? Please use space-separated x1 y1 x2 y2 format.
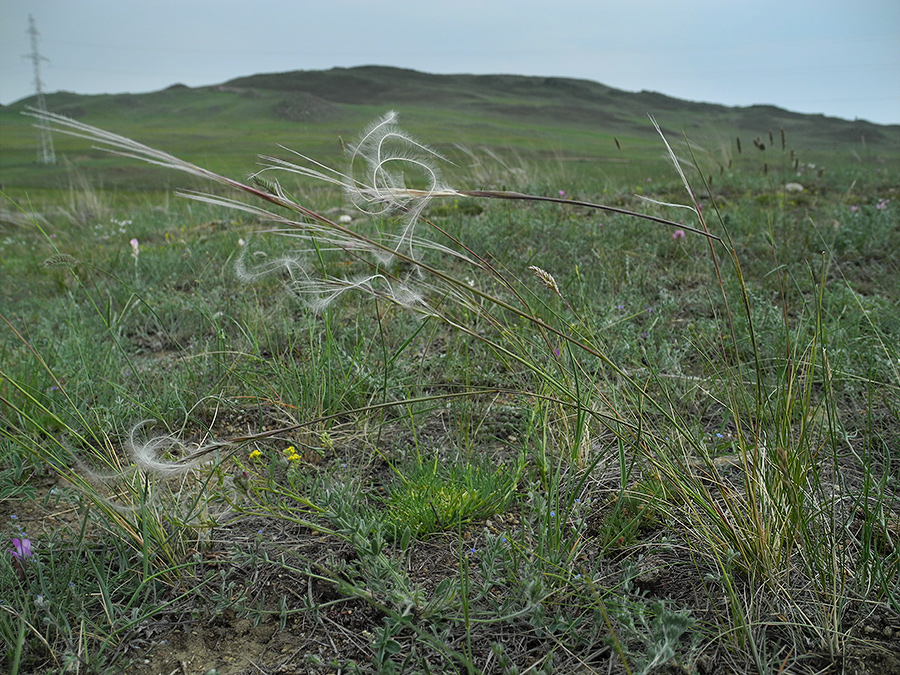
2 65 897 192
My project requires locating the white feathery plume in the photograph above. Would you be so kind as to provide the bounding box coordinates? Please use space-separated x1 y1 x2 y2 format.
292 273 434 315
127 422 231 476
254 111 461 257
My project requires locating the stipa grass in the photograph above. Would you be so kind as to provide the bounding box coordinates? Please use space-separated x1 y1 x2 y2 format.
1 110 897 674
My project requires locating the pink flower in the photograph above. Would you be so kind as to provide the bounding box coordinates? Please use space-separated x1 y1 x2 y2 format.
672 229 686 240
558 190 565 198
129 238 139 260
9 537 31 581
849 205 859 213
9 537 31 561
876 199 889 210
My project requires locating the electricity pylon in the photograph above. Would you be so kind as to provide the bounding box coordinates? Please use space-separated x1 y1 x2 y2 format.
26 14 56 165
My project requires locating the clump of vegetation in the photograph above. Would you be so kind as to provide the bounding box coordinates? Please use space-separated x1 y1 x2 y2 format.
381 455 519 542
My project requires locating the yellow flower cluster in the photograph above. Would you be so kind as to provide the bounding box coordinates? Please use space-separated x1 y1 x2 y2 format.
249 446 301 462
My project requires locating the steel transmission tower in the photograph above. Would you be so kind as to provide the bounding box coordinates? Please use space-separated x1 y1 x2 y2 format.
26 14 56 164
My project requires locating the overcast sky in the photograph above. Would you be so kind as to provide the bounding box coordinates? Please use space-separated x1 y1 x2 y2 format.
2 0 898 125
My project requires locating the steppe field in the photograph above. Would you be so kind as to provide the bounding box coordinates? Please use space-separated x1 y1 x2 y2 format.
1 67 899 674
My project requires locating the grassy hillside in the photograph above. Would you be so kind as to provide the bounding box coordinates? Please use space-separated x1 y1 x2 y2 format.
2 66 897 195
226 65 898 149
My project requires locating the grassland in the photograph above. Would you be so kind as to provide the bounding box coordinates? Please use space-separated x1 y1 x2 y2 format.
1 67 899 674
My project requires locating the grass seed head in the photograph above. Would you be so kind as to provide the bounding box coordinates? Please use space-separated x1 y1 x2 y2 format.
40 253 79 269
528 265 562 298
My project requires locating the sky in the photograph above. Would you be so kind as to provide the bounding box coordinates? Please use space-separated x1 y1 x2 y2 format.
1 0 899 126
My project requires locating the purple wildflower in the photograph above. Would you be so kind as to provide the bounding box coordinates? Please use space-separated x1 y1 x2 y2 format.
672 229 686 240
9 537 31 561
9 537 31 580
